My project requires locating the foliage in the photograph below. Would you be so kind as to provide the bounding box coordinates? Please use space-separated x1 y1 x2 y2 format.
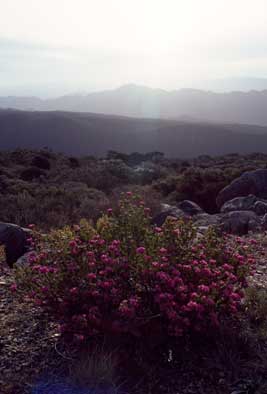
162 167 243 213
15 193 255 344
241 286 267 341
1 149 267 228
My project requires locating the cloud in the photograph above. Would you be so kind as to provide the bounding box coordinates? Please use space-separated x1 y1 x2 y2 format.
1 0 267 95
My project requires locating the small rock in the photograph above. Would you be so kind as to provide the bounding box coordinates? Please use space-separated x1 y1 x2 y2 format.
220 195 258 213
219 210 261 235
254 200 267 215
152 204 187 226
176 200 203 216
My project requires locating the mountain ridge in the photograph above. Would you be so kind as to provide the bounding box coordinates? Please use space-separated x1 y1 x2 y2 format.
1 84 267 125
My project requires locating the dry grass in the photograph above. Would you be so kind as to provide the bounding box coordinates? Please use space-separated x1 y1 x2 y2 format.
241 286 267 344
0 245 6 263
69 345 121 393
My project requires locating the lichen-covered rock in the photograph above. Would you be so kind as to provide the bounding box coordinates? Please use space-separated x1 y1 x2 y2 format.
261 213 267 230
152 204 187 226
253 200 267 216
176 200 203 216
219 210 261 235
220 195 258 213
194 213 221 227
217 169 267 208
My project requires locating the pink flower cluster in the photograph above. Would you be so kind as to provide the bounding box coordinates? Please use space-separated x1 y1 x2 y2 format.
15 193 255 343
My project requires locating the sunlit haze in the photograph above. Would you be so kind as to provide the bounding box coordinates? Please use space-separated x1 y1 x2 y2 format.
1 0 267 96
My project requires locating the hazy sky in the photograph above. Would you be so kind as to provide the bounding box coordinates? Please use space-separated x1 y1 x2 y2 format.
1 0 267 96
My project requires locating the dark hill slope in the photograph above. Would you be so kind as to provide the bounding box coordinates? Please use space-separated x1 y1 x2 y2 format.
1 109 267 157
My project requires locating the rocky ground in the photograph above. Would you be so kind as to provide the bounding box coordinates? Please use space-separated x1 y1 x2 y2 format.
1 234 267 394
0 264 63 394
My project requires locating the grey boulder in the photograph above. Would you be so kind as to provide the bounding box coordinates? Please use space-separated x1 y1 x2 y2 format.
220 195 258 213
152 204 187 227
219 211 261 235
217 169 267 208
253 200 267 216
0 222 30 267
220 194 267 217
194 213 221 227
176 200 203 216
262 214 267 230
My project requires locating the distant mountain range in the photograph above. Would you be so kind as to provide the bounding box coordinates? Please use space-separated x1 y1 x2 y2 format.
200 77 267 93
1 109 267 157
1 84 267 126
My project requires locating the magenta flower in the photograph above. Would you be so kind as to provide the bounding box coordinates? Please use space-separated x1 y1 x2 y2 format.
10 283 17 292
159 247 167 255
186 301 198 311
136 246 146 254
39 266 49 274
87 273 96 281
198 285 210 293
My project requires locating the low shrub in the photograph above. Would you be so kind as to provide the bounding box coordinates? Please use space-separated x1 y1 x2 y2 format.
15 193 255 343
241 286 267 342
31 155 51 170
20 167 46 181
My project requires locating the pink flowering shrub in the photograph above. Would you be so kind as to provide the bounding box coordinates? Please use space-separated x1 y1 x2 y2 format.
15 193 256 342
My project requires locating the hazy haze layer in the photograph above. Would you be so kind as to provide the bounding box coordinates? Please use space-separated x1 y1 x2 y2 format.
1 0 267 96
